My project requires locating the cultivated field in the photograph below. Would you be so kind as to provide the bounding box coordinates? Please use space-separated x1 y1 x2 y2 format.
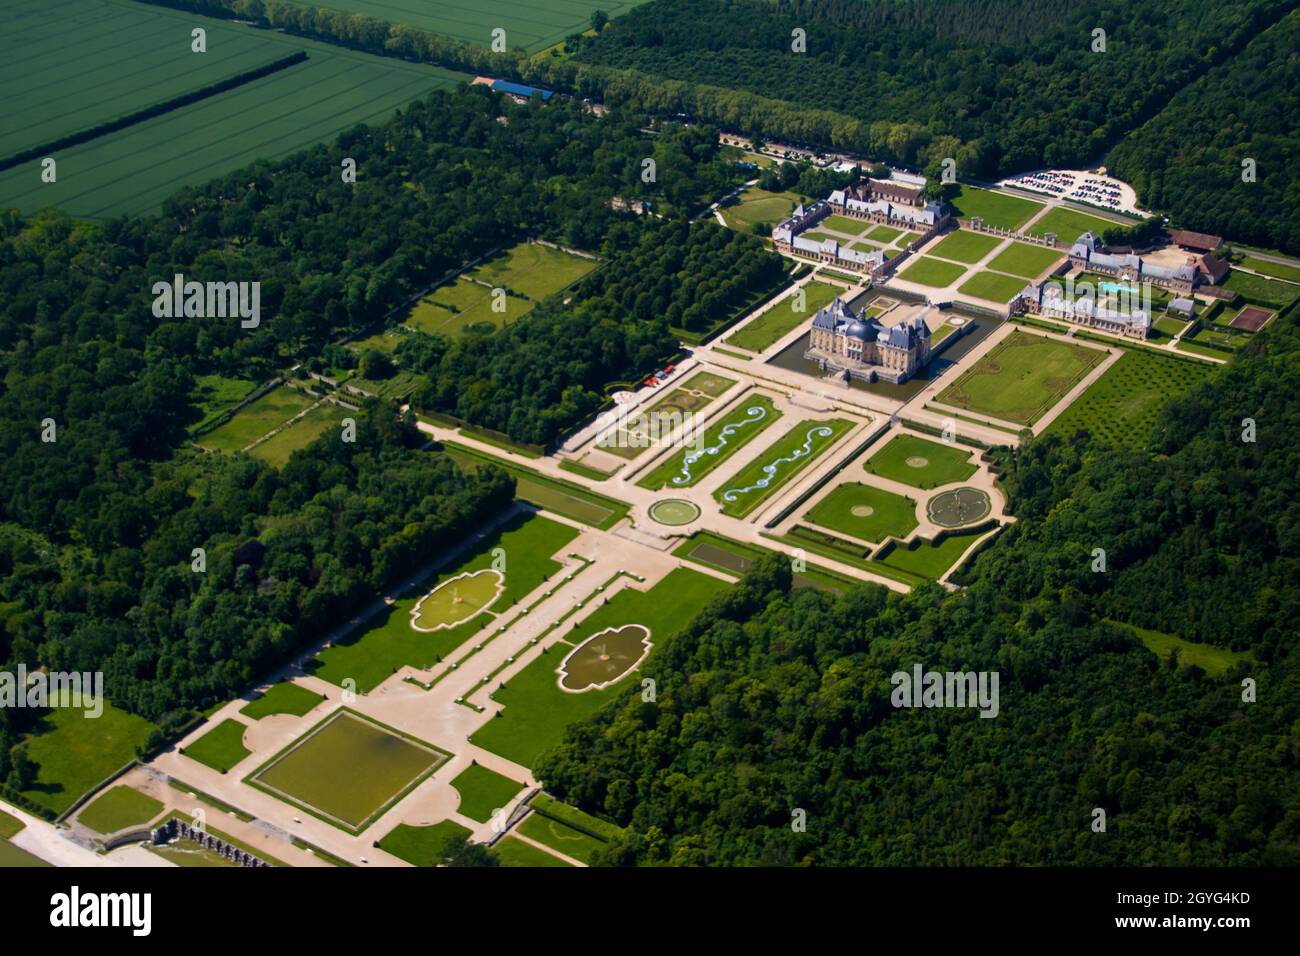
1045 348 1213 448
293 0 652 52
0 9 469 218
936 331 1105 425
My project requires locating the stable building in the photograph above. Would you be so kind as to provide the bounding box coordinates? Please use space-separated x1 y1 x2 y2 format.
1068 232 1197 294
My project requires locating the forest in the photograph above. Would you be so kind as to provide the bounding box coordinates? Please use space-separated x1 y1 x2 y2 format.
536 303 1300 865
1108 8 1300 255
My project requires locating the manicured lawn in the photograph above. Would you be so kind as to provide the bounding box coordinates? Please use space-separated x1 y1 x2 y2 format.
986 242 1065 278
347 329 407 356
1152 316 1190 339
471 568 727 768
466 243 597 301
1221 269 1299 309
727 280 841 351
1114 621 1255 676
638 393 781 490
181 719 251 773
949 185 1042 230
491 835 571 866
898 257 968 288
249 710 448 832
680 370 738 397
0 808 23 839
450 764 525 824
876 528 989 579
928 230 1004 264
248 401 347 467
715 418 854 517
1240 256 1300 283
865 433 978 488
822 214 871 235
958 271 1028 303
405 277 533 338
17 705 156 815
190 374 260 433
378 820 472 866
197 387 316 454
442 442 629 529
1045 348 1213 449
517 813 605 864
0 840 50 867
77 786 165 835
936 331 1105 425
805 482 918 543
530 792 624 841
1029 206 1127 243
309 511 577 691
867 225 904 243
721 188 802 232
240 681 326 721
599 385 717 461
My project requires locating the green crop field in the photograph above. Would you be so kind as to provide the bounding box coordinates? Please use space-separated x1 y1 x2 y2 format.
0 0 288 157
936 331 1105 425
638 393 781 490
929 230 1004 264
0 9 469 219
196 387 317 454
240 681 326 721
865 433 978 488
986 242 1064 278
958 271 1028 303
876 528 988 580
949 186 1042 230
471 567 726 768
378 819 471 867
715 418 853 517
450 764 524 824
181 719 251 773
294 0 652 52
16 704 156 815
248 401 348 467
77 785 165 835
1221 269 1300 309
727 280 841 351
1045 348 1213 449
898 257 968 288
804 482 918 543
249 709 449 832
1029 206 1129 243
310 511 577 691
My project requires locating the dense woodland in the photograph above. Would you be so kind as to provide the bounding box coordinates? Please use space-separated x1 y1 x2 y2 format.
539 308 1300 864
1108 8 1300 254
